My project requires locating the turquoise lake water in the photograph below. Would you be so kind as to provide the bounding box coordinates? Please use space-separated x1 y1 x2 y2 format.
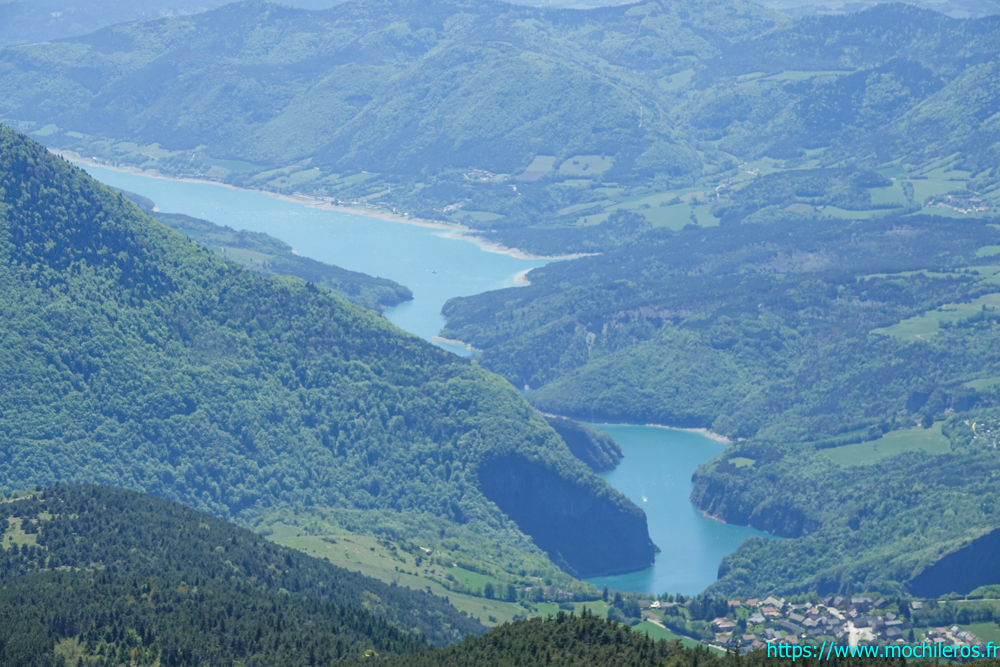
78 164 550 356
583 425 772 596
80 164 770 594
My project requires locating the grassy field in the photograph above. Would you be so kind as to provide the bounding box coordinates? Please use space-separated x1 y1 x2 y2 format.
269 525 535 627
558 155 613 177
2 516 39 549
636 620 715 651
869 181 910 206
523 155 556 175
822 423 950 466
964 376 1000 391
871 292 1000 341
963 622 1000 645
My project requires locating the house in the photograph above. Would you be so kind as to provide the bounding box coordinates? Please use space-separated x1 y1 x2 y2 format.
742 634 756 646
749 612 766 624
728 600 742 608
789 613 805 624
650 601 661 609
746 598 760 607
762 596 782 608
712 619 736 633
851 597 873 611
765 629 781 640
910 601 924 610
885 628 903 640
639 600 651 610
762 606 780 617
779 621 802 635
833 596 844 608
873 598 886 609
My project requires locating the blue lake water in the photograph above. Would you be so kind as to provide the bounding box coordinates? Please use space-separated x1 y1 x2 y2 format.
79 164 771 594
77 164 550 355
583 425 773 595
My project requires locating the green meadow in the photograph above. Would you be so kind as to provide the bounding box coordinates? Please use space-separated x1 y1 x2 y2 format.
822 424 951 466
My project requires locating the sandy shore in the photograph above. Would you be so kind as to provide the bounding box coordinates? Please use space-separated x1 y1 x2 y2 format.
536 409 733 444
514 269 533 285
644 424 732 444
53 150 586 262
429 336 480 352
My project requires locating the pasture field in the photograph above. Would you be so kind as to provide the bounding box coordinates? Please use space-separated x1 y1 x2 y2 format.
558 155 614 177
872 292 1000 342
459 210 504 222
269 526 528 627
963 623 1000 645
557 200 615 216
523 155 556 175
868 182 910 206
822 423 950 466
640 204 696 230
2 517 39 549
964 376 1000 391
636 620 713 650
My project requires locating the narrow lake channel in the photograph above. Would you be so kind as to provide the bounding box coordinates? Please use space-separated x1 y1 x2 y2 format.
80 163 771 595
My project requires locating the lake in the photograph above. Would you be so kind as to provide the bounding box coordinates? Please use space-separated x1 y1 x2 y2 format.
77 164 550 356
79 163 770 594
583 425 772 596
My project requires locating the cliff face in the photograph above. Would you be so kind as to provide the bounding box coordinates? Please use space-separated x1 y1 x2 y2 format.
691 473 818 538
543 416 623 473
908 529 1000 597
478 454 657 579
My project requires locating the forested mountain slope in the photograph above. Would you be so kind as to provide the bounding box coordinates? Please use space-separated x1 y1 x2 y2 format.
2 0 999 256
0 125 655 581
0 0 778 174
384 610 912 667
442 204 1000 595
0 484 477 665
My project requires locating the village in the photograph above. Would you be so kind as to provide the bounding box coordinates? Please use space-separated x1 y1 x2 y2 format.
638 595 993 655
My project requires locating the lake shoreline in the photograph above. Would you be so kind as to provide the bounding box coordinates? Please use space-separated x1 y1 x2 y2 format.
536 410 732 445
430 336 480 352
644 424 732 444
53 150 586 262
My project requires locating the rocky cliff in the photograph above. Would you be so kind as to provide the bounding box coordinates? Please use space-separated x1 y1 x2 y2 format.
908 528 1000 597
478 454 657 579
544 416 623 473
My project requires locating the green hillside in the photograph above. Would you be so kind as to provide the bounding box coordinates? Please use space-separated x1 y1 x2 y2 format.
441 206 1000 594
0 125 656 588
2 0 999 256
0 0 786 247
0 484 476 665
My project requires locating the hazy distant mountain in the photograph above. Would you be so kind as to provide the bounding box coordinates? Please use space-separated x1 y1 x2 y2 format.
0 0 351 45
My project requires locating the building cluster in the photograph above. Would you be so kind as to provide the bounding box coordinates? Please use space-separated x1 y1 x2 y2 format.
676 596 983 654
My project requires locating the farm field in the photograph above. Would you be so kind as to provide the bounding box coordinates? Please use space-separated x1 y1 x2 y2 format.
269 525 531 627
822 424 951 466
871 292 1000 342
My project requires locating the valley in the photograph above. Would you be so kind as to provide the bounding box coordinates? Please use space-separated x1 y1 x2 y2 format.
3 0 1000 661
